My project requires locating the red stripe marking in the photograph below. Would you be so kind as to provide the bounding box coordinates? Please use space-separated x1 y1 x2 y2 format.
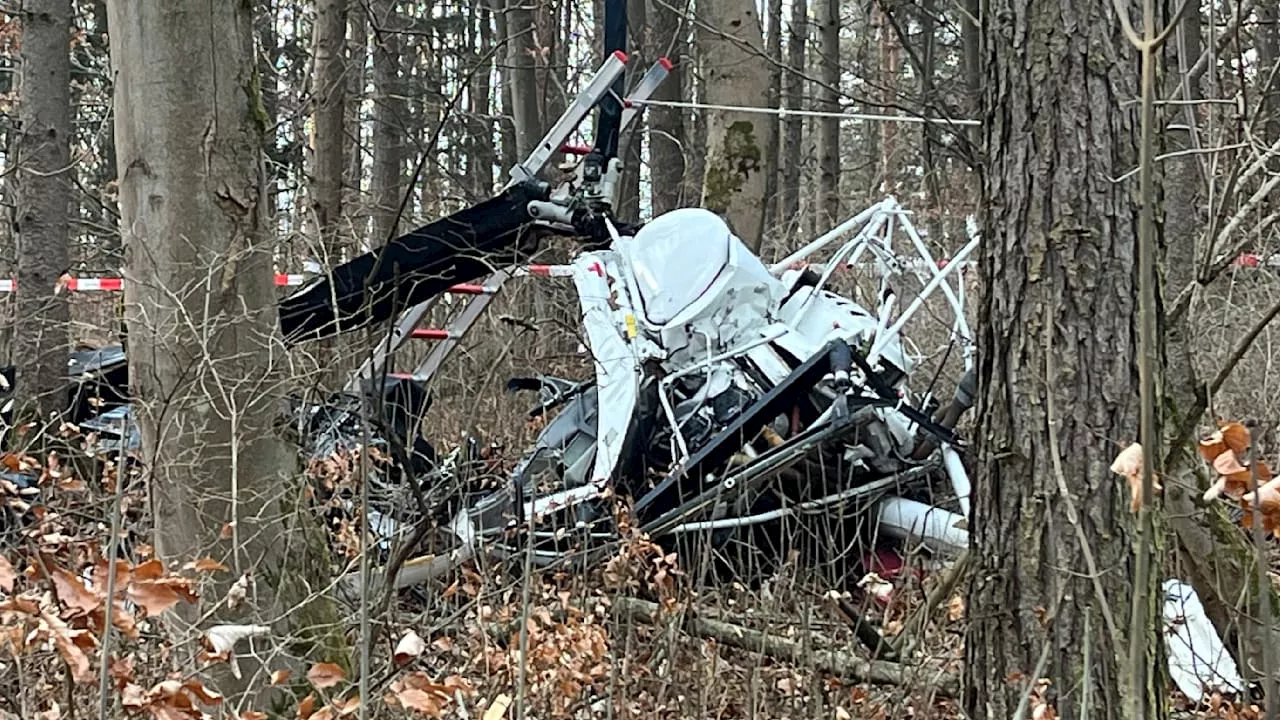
410 328 450 340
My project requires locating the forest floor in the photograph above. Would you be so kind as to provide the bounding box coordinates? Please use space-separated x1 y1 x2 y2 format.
0 426 1270 720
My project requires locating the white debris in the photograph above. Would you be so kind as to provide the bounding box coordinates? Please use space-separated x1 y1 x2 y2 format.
1163 579 1243 703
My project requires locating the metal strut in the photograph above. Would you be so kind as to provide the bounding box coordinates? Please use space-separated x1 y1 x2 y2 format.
343 48 669 392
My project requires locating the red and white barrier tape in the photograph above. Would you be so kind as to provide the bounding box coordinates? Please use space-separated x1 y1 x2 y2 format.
0 266 575 294
0 253 1271 294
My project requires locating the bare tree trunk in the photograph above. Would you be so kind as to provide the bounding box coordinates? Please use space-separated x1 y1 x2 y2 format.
14 0 72 428
684 66 707 213
964 0 1165 717
258 0 280 232
646 0 685 214
761 0 783 233
345 5 369 240
918 0 941 209
536 0 566 128
779 0 807 234
469 0 497 199
961 0 980 145
697 0 771 249
309 0 350 387
813 0 839 227
872 5 900 192
614 0 646 222
505 0 543 161
371 0 407 243
491 0 518 175
107 0 345 702
310 0 348 245
1259 6 1278 159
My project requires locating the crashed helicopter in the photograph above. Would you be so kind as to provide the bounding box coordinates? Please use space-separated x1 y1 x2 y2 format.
272 36 980 587
0 16 979 592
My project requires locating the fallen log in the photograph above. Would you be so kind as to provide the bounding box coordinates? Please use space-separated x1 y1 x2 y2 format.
611 596 961 697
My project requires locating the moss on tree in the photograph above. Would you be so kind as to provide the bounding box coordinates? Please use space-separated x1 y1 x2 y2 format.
703 121 763 213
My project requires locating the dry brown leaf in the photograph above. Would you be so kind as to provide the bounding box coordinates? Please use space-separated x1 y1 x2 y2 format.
41 612 93 683
183 679 223 705
1200 421 1251 462
121 683 147 709
131 559 166 581
0 554 15 593
271 669 291 686
1214 449 1248 476
1109 442 1162 512
109 655 135 685
307 662 346 690
184 557 229 573
50 566 102 614
395 688 444 716
1242 479 1280 536
241 713 269 720
394 630 426 664
947 594 966 622
332 695 361 715
297 694 317 720
92 558 133 590
127 578 195 617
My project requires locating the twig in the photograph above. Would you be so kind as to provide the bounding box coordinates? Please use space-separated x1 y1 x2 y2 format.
1245 422 1277 720
1011 641 1052 720
898 551 971 657
611 596 961 697
96 420 129 720
829 594 900 662
1044 321 1121 647
358 399 371 720
1165 292 1280 466
1112 0 1188 711
515 513 537 718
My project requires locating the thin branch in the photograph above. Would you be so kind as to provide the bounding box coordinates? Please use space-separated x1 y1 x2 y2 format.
612 596 962 696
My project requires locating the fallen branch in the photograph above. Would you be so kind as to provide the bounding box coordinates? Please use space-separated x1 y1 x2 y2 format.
611 596 961 697
898 551 971 657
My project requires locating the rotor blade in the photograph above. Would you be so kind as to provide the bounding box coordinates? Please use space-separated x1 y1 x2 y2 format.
278 183 544 345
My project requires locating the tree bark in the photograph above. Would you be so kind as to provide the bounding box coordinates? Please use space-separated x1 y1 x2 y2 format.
468 0 497 199
370 0 407 243
345 4 369 240
107 0 346 701
646 0 685 214
761 0 783 233
963 0 1163 717
960 0 980 145
697 0 771 249
779 0 806 235
505 0 543 161
1257 5 1278 150
310 0 348 245
813 0 839 227
615 0 647 222
489 0 518 177
14 0 72 428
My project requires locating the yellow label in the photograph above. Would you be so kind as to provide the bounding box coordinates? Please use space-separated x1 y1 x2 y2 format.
625 314 637 338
